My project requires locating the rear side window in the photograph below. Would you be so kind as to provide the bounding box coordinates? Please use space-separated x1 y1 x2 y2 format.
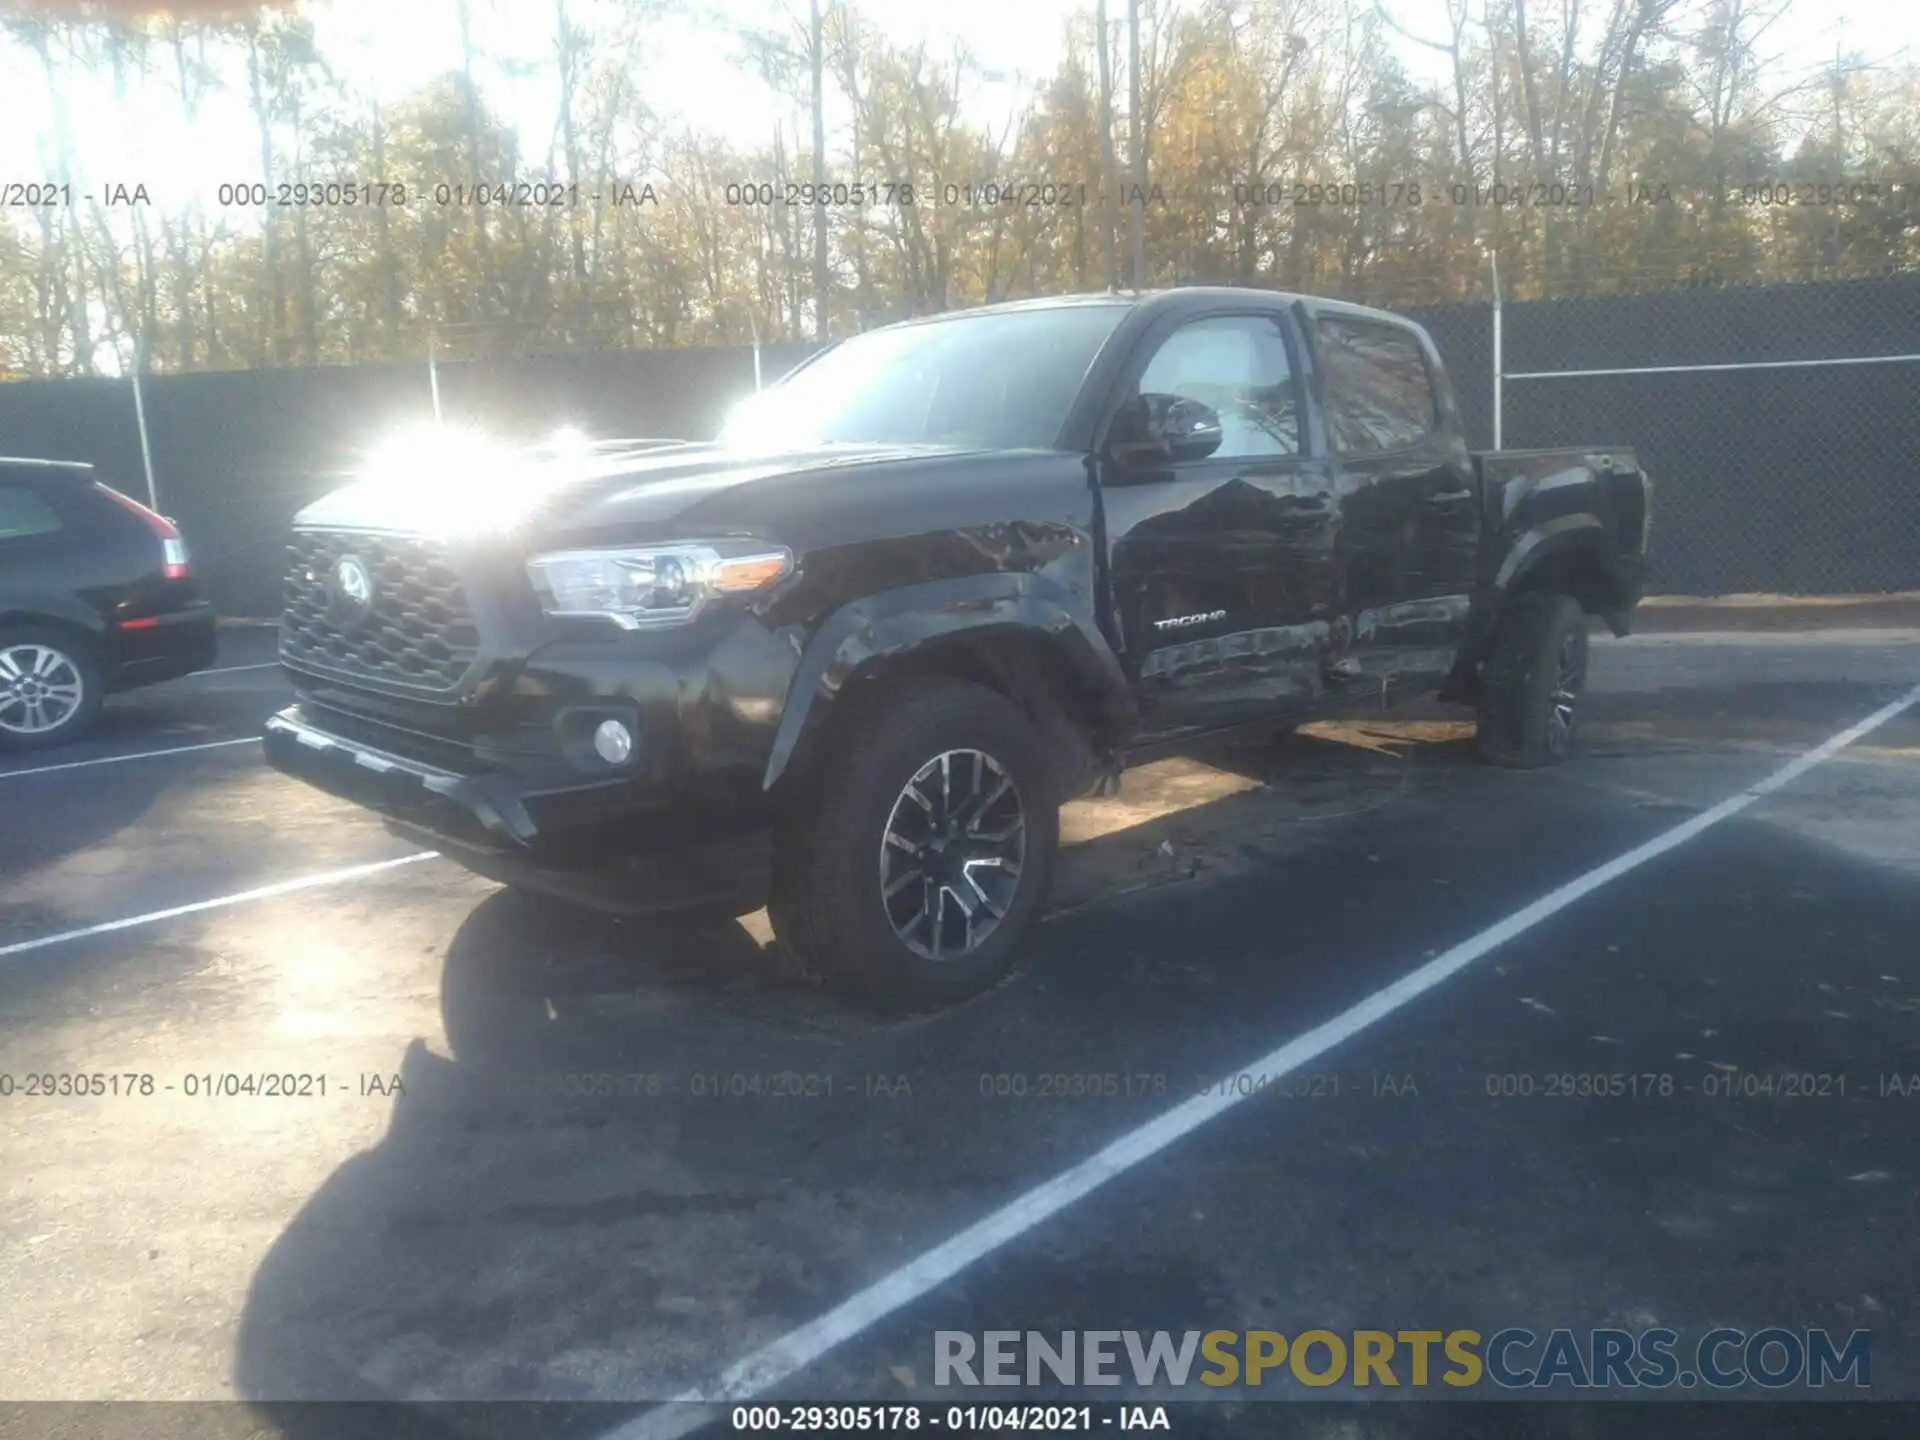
1316 318 1439 453
0 484 63 540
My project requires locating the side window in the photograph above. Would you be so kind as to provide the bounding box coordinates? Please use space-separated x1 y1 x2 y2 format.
1134 315 1299 459
1316 318 1439 454
0 484 63 541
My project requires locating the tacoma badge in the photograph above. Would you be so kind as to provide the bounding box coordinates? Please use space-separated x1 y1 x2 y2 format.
1154 609 1227 631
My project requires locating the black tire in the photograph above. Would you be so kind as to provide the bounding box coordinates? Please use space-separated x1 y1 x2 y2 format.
1475 592 1589 769
0 623 104 752
770 679 1059 1012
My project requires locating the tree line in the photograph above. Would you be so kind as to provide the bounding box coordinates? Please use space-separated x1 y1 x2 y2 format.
1 0 1916 377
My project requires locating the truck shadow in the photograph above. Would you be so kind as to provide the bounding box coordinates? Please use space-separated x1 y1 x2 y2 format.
209 673 1920 1428
230 722 1501 1420
427 724 1481 1055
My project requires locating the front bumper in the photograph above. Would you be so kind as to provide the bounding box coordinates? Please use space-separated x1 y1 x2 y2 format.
264 707 533 847
262 704 773 916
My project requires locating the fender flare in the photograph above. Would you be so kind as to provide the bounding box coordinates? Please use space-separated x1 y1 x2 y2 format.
761 572 1134 791
1493 513 1611 594
1455 515 1625 668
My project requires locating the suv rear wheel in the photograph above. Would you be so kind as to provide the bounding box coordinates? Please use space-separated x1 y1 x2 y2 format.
770 679 1060 1011
0 624 103 752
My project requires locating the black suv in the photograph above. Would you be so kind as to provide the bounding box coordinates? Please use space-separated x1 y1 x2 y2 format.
0 457 217 750
264 289 1650 1009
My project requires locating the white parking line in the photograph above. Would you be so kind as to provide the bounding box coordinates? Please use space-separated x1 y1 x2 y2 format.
196 661 283 674
605 677 1920 1438
0 852 437 960
0 736 259 781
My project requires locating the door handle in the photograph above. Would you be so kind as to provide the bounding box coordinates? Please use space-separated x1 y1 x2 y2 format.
1425 488 1473 504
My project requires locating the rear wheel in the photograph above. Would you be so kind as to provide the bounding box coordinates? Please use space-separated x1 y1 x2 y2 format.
1475 592 1588 769
770 680 1059 1011
0 625 103 752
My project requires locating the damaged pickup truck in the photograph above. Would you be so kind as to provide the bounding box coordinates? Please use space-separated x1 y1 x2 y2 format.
264 288 1651 1009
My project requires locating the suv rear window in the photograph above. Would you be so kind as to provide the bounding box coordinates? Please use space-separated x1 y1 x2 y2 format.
0 483 64 540
1316 317 1439 453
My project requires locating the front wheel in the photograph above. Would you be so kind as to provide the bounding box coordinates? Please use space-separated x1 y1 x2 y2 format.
770 680 1060 1011
1475 592 1589 768
0 625 104 752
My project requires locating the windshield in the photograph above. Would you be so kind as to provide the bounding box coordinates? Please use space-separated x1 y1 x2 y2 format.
718 304 1129 451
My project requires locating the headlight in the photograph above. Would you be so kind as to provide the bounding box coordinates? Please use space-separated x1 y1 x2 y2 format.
526 539 793 629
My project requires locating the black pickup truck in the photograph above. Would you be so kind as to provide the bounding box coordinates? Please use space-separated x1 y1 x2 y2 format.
264 288 1650 1008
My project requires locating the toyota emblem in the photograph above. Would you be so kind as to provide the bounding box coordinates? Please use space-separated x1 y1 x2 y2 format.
334 555 374 610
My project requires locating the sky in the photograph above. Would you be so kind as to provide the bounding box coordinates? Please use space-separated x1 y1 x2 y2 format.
1 0 1915 219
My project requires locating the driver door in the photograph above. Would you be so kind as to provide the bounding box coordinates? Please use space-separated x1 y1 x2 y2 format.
1097 310 1340 743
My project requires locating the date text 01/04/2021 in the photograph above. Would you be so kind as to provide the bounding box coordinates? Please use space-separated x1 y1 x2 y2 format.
729 1404 1172 1431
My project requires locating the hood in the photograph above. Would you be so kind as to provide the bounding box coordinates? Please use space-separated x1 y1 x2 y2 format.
293 439 982 540
292 437 1092 553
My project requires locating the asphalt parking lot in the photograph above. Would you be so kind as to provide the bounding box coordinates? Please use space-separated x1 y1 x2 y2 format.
3 621 1919 1438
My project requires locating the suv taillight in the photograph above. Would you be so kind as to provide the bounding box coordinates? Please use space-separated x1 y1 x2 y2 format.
96 482 189 578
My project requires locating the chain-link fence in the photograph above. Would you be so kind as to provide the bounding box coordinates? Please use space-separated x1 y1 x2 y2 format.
1 274 1915 613
1469 273 1920 597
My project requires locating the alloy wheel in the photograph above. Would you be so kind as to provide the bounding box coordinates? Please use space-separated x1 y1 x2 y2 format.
878 748 1027 961
1545 630 1584 755
0 644 86 736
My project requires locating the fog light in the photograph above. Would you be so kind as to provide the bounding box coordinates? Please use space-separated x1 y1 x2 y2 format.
592 718 634 764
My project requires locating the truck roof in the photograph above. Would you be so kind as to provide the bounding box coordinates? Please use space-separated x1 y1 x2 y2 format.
887 286 1418 331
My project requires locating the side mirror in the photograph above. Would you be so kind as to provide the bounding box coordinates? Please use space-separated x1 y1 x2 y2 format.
1106 393 1224 469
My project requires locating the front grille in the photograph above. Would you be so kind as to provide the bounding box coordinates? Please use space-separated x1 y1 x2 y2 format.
282 530 480 693
298 697 479 771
